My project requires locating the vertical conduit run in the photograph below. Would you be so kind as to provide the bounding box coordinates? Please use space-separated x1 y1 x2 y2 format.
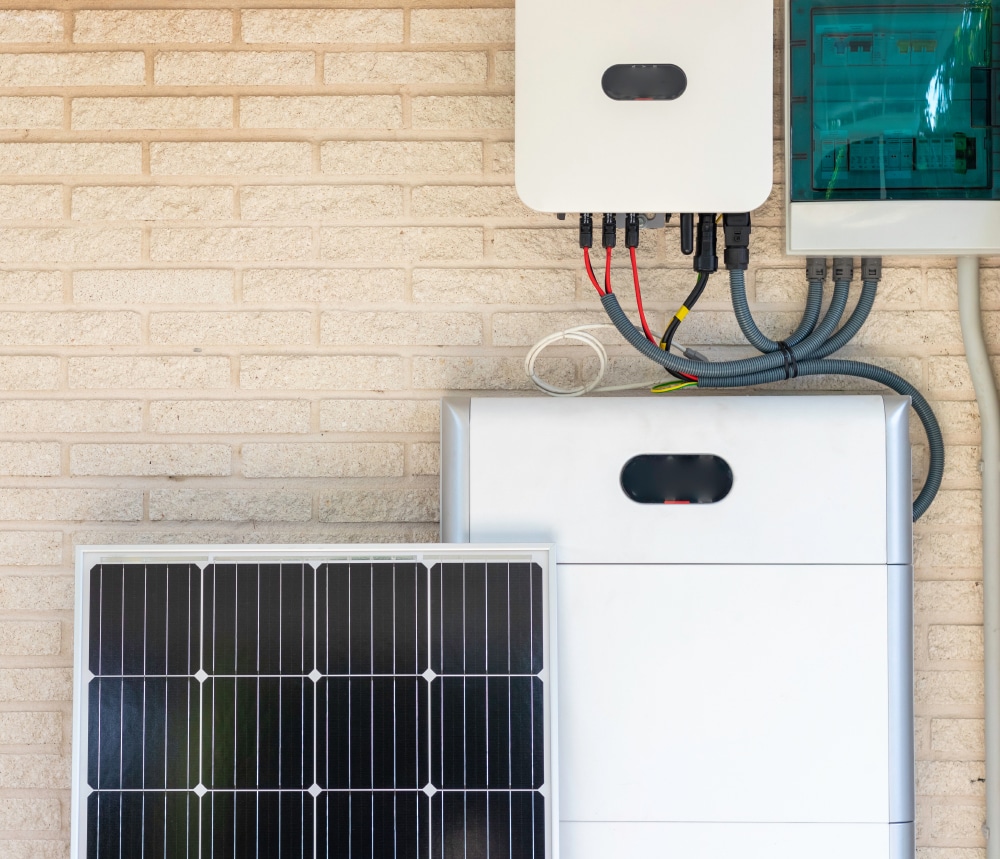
957 255 1000 858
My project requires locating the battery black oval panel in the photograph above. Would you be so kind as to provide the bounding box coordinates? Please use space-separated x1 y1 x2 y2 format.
602 64 687 101
620 454 733 504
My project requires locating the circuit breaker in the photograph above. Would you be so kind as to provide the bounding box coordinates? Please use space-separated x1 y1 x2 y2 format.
787 0 1000 254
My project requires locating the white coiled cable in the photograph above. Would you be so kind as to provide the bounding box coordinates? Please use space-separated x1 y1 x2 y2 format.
525 324 669 397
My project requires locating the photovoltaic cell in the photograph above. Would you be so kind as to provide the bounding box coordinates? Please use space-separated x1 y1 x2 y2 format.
84 557 547 859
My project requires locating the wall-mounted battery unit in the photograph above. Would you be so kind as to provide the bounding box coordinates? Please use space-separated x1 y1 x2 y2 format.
71 545 556 859
515 0 774 214
787 0 1000 254
442 395 914 859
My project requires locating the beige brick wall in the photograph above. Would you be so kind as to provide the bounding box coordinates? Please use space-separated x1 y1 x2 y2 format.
0 1 988 856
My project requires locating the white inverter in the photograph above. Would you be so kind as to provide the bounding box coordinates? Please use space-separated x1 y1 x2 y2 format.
441 394 914 859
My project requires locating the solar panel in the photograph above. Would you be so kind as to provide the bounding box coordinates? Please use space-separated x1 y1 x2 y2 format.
74 546 554 859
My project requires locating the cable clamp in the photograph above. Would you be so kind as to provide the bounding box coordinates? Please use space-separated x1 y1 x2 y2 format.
777 341 799 380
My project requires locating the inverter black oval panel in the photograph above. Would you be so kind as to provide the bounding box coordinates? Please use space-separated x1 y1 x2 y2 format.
602 64 687 101
620 454 733 504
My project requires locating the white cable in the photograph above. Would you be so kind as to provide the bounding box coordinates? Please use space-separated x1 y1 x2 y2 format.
525 324 667 397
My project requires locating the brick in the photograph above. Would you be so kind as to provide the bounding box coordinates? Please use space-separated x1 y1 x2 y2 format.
929 357 983 396
321 141 481 175
412 356 575 391
242 9 403 43
242 268 404 304
412 95 513 129
495 50 514 86
0 669 72 703
0 841 72 859
854 311 963 350
915 670 983 706
73 269 233 304
0 621 61 656
320 227 482 262
493 311 613 346
944 446 984 483
0 489 141 521
931 401 982 442
920 490 982 528
411 442 439 476
321 311 483 346
755 268 820 303
150 400 309 434
242 442 403 478
72 185 232 221
0 185 61 220
411 9 514 43
73 524 417 547
240 184 402 220
150 311 312 345
490 142 514 174
70 356 230 390
154 51 314 86
412 185 532 219
0 357 59 390
0 52 143 86
74 10 232 44
240 356 402 391
149 489 311 522
916 761 986 796
929 626 984 662
72 97 232 130
150 142 311 176
71 443 231 477
319 399 439 433
0 96 62 129
0 311 138 345
915 533 982 569
931 805 986 842
150 227 312 262
241 95 401 129
915 581 983 616
0 400 140 433
492 227 581 261
927 268 1000 310
0 143 140 176
318 487 437 523
0 532 61 566
0 577 72 610
0 754 70 788
0 797 61 831
0 10 62 43
413 268 575 304
0 443 60 476
0 228 140 263
931 719 985 754
324 51 486 84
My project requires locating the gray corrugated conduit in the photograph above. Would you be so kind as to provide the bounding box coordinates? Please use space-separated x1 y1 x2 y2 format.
957 255 1000 859
600 264 944 521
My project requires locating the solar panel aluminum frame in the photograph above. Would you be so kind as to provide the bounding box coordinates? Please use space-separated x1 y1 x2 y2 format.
71 543 558 859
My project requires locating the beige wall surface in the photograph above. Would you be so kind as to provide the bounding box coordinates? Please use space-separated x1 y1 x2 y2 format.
0 1 989 856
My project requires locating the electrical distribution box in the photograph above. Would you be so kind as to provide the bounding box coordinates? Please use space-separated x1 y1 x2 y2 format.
514 0 774 214
787 0 1000 254
442 395 915 859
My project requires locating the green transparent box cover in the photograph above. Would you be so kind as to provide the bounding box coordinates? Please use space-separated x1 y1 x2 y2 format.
789 0 1000 201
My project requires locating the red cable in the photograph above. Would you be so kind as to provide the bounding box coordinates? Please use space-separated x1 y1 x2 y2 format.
630 246 657 345
605 247 613 294
584 248 604 296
